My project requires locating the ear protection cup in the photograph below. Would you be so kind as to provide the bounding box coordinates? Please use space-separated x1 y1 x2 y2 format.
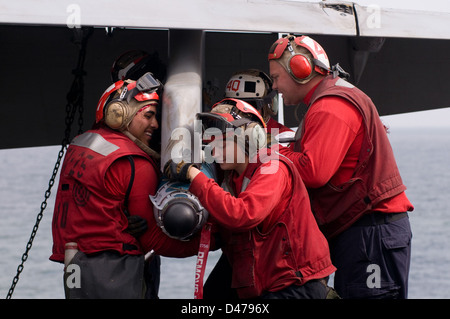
288 53 313 81
245 122 267 154
104 100 130 130
285 37 315 82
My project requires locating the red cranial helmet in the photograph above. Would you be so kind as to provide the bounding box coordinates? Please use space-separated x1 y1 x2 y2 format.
96 72 161 130
197 98 267 156
268 34 330 84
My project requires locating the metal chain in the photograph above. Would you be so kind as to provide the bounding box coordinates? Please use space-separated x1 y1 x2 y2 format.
6 27 93 299
5 145 66 299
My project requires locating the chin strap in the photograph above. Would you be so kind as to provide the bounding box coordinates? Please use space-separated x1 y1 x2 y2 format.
122 130 161 160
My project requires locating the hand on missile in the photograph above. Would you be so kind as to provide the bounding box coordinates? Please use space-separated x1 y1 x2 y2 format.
164 159 200 183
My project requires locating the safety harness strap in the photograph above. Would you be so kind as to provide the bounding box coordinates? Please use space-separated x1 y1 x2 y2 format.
123 156 135 217
194 223 212 299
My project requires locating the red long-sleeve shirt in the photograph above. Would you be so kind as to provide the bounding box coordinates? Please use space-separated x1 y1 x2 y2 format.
189 152 336 297
189 160 292 234
279 84 413 213
105 157 202 257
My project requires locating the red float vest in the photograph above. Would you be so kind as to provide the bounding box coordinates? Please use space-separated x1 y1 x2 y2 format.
298 76 406 238
50 127 158 262
223 150 336 298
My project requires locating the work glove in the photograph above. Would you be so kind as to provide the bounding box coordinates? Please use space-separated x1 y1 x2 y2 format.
125 214 148 238
163 159 199 183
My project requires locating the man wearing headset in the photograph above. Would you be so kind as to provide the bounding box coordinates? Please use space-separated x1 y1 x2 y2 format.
50 73 204 298
108 49 167 298
268 34 414 299
165 98 336 299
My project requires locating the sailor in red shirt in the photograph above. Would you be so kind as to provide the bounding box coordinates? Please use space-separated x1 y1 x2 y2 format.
51 73 201 299
268 34 413 298
164 98 336 299
202 69 297 298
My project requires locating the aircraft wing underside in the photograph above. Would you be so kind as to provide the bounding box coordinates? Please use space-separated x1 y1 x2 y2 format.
0 0 449 149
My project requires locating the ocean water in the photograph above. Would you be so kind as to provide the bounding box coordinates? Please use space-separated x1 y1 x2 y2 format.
0 127 449 299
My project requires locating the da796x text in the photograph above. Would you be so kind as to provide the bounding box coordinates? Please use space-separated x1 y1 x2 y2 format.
225 303 269 314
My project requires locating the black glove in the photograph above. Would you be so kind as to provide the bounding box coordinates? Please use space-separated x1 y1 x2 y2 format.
163 159 198 183
125 214 148 238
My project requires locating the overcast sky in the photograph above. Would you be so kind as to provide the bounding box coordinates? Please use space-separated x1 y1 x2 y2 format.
381 107 450 129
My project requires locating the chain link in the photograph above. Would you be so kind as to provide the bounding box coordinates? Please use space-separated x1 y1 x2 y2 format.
6 27 93 299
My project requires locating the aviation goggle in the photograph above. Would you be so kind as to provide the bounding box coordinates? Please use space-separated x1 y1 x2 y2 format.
242 90 279 114
120 72 162 103
196 112 255 140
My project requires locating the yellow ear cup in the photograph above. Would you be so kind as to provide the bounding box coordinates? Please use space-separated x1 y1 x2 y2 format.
246 122 267 153
104 101 129 130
